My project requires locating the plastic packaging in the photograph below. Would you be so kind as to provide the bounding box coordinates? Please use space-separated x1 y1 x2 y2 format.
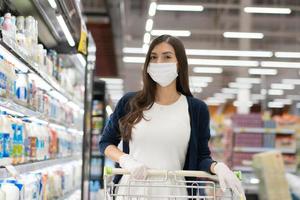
0 180 21 200
0 55 7 97
14 72 28 106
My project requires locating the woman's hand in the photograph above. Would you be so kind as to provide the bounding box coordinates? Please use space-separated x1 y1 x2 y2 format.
214 162 246 199
119 154 147 180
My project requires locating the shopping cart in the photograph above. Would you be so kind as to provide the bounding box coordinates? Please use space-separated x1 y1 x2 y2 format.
104 167 242 200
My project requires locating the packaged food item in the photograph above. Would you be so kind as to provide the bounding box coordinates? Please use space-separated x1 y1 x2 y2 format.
1 115 12 158
27 123 37 161
49 128 58 159
0 55 7 97
14 72 28 106
28 76 37 110
16 16 26 51
0 180 23 200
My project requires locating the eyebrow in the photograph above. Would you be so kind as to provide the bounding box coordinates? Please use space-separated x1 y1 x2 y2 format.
151 51 174 55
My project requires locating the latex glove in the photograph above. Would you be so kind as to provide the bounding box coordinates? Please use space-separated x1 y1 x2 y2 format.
214 162 246 200
119 154 147 180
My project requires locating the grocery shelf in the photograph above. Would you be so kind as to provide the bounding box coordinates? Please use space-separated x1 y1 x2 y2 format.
0 40 83 108
59 188 81 200
234 147 296 154
0 155 81 179
233 127 295 134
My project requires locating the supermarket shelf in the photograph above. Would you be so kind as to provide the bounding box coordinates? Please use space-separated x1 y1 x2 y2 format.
0 155 81 179
0 40 83 108
234 147 296 154
233 127 295 134
60 188 81 200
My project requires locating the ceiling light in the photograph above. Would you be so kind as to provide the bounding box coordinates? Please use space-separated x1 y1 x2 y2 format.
48 0 57 9
271 83 294 90
77 54 86 67
214 93 235 99
268 89 284 96
236 77 261 84
106 84 124 90
151 30 191 37
123 56 145 63
142 44 149 52
190 87 202 93
282 79 300 85
229 82 252 89
188 58 259 67
205 98 226 105
48 90 68 103
274 99 292 105
193 67 223 74
148 2 157 16
251 94 266 100
100 78 123 84
186 49 272 57
223 32 264 39
156 4 204 12
268 102 284 108
56 15 75 47
275 52 300 58
189 82 208 87
248 68 277 75
234 100 253 107
145 19 153 31
189 76 213 83
222 88 239 94
261 61 300 69
244 7 291 14
143 33 151 44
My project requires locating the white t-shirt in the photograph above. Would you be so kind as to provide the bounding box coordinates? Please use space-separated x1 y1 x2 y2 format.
116 94 191 199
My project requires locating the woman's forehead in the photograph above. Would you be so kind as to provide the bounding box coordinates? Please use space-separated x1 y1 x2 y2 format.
151 42 175 54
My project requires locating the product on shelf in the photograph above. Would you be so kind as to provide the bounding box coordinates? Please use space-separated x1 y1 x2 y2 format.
232 113 263 128
234 132 263 147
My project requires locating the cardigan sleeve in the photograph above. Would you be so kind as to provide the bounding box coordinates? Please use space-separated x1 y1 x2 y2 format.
99 93 132 154
197 101 215 173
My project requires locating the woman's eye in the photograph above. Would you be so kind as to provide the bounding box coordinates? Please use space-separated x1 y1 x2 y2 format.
166 56 172 59
150 56 156 60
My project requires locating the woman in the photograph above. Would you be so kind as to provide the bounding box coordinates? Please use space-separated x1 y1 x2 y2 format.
99 35 245 199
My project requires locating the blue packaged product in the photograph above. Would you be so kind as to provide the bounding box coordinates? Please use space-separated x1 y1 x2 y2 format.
3 133 11 157
0 133 3 158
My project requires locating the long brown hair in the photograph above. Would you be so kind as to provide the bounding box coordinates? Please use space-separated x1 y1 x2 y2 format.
119 35 192 141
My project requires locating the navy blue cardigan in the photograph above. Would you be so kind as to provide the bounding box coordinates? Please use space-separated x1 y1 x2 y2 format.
99 92 215 185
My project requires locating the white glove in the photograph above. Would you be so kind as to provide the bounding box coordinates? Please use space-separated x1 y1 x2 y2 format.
119 154 147 180
214 162 246 200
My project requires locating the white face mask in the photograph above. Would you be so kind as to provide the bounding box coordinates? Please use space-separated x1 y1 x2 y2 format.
147 62 178 87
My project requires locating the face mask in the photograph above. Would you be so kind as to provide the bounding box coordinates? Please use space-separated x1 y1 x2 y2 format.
147 62 178 87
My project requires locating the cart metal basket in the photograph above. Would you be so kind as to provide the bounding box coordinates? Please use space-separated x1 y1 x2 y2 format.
104 167 243 200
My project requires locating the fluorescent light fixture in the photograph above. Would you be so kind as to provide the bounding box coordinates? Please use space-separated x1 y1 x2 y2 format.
151 30 191 37
0 44 28 73
67 101 81 111
77 54 86 67
106 84 124 90
100 78 123 84
214 93 235 99
268 89 284 96
145 19 153 31
223 32 264 39
261 61 300 69
189 82 208 87
268 101 284 108
156 4 204 12
248 68 277 75
142 44 149 52
123 47 146 54
186 49 272 57
48 0 57 9
190 87 202 93
189 76 213 83
244 7 291 14
49 90 68 103
28 73 52 91
236 77 261 84
274 99 292 105
249 178 260 184
222 88 239 94
148 2 157 16
143 33 151 44
193 67 223 74
206 98 226 105
234 100 253 107
229 82 252 89
106 105 113 116
188 58 259 67
251 94 266 100
56 15 75 47
271 83 294 90
123 56 145 63
282 79 300 85
275 52 300 58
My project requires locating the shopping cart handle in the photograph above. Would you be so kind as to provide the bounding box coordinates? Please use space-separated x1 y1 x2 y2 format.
104 167 241 181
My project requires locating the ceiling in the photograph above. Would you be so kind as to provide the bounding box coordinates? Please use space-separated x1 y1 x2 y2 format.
118 0 300 109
